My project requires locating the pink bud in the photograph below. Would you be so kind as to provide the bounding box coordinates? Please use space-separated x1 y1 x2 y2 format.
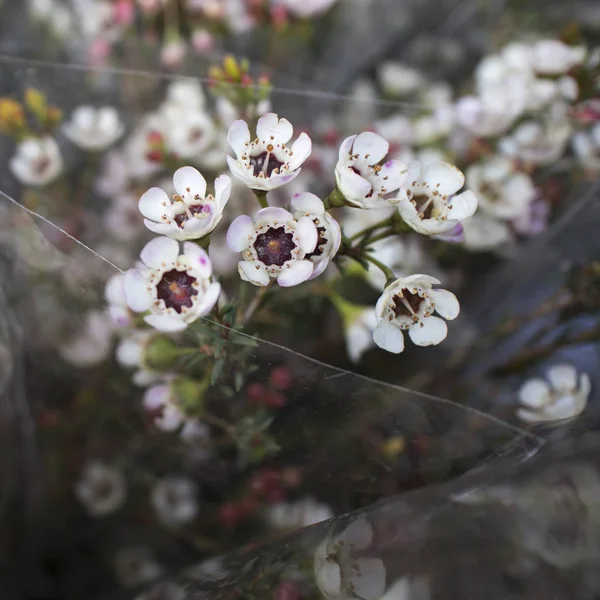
192 29 214 54
114 0 135 25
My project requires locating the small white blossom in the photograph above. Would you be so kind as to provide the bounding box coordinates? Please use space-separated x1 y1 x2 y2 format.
124 237 221 332
266 497 333 531
63 106 124 150
151 476 199 526
139 166 231 241
396 161 477 235
115 546 163 587
164 78 206 112
572 123 600 171
455 94 522 137
462 214 514 252
60 310 114 367
115 330 166 387
314 518 386 600
335 132 408 209
226 112 312 191
75 461 126 517
531 40 586 75
344 306 378 363
290 192 341 279
160 104 217 160
517 364 591 423
227 206 318 287
143 382 185 432
373 275 459 354
10 136 63 186
378 62 424 96
105 272 135 328
466 156 536 220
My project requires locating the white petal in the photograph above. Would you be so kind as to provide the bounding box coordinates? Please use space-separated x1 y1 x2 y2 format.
579 373 592 399
214 174 232 211
116 337 143 367
446 190 478 221
255 207 293 224
183 242 212 278
547 363 578 392
291 192 324 215
338 518 374 549
378 159 408 191
262 169 301 190
193 282 221 317
238 261 270 286
288 133 312 170
316 560 342 597
352 132 389 163
338 134 357 162
226 155 254 186
173 166 207 198
144 220 178 237
408 316 448 346
227 215 255 252
373 323 405 353
139 187 171 222
336 167 372 206
124 269 153 312
277 260 313 287
143 384 171 410
518 378 551 408
256 113 293 144
430 289 460 320
423 162 465 195
543 393 580 420
296 216 318 253
140 236 179 268
105 273 126 305
516 408 542 423
144 314 188 332
351 557 386 600
227 120 250 156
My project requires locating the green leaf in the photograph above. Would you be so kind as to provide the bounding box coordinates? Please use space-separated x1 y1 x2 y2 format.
210 357 226 386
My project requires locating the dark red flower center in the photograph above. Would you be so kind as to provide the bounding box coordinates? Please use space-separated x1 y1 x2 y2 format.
250 151 284 177
393 290 423 319
156 269 198 313
253 227 295 266
173 204 206 228
305 225 327 259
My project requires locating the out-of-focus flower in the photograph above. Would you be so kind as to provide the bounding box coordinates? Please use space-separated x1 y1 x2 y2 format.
160 37 187 68
462 214 513 251
9 136 63 186
266 497 333 531
455 95 522 137
511 197 550 237
378 62 424 96
226 113 312 191
60 310 114 367
63 106 124 151
124 237 221 332
164 78 206 111
314 518 386 600
572 122 600 172
499 119 571 165
290 192 341 279
139 166 231 240
115 546 163 587
160 104 216 159
96 149 130 198
227 207 318 287
105 272 135 328
191 28 214 53
373 275 459 353
143 382 185 432
151 477 199 526
75 461 126 517
531 40 586 75
396 161 477 235
517 364 591 423
466 156 536 220
335 132 408 209
274 0 338 18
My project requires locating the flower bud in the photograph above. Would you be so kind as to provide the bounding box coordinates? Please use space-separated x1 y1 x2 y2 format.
143 336 181 371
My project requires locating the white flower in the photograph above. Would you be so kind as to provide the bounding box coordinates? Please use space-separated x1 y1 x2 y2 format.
115 546 163 587
290 192 341 279
274 0 338 17
139 166 231 241
314 518 386 600
455 95 522 137
344 306 378 363
378 62 424 96
160 104 217 160
160 38 187 68
373 275 459 354
396 161 477 235
572 123 600 171
226 112 312 191
60 310 114 367
266 497 333 531
143 382 185 432
335 132 408 209
164 78 206 112
227 206 318 287
462 214 513 252
531 40 586 75
10 136 63 186
124 237 221 332
75 461 126 517
96 149 130 198
63 106 124 150
105 273 135 328
517 364 591 423
151 476 199 526
115 331 165 387
466 156 536 220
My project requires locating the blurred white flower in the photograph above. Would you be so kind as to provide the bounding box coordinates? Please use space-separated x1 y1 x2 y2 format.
160 104 217 160
572 122 600 171
139 166 231 240
335 132 408 209
63 106 124 151
455 94 522 137
124 237 221 332
75 461 126 517
227 206 318 287
396 161 477 235
10 136 63 186
60 310 114 367
96 149 130 198
374 274 459 353
462 214 513 251
143 382 185 432
517 364 591 423
115 330 167 387
290 192 341 279
344 306 378 363
266 496 333 531
227 112 312 191
160 38 187 68
531 40 586 75
104 193 141 242
378 62 424 96
115 546 163 587
164 78 206 112
151 477 199 526
466 156 536 220
314 518 386 600
208 232 240 275
275 0 338 17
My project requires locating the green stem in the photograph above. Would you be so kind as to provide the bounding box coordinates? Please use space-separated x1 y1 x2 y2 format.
349 217 395 241
253 189 269 208
362 228 396 247
323 187 346 209
362 254 396 286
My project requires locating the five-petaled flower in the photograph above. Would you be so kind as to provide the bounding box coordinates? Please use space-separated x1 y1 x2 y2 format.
10 135 63 186
334 131 408 209
373 274 460 353
290 192 341 279
396 161 478 235
74 461 126 517
139 166 231 241
63 106 124 151
226 206 318 287
226 112 312 191
123 236 221 332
